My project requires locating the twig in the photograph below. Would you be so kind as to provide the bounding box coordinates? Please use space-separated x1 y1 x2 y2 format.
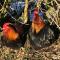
23 0 28 23
49 13 60 30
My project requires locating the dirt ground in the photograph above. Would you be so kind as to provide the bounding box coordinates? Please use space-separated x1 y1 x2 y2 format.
0 36 60 60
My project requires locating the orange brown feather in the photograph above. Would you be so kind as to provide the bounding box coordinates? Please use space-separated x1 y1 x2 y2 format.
2 23 19 41
32 7 45 33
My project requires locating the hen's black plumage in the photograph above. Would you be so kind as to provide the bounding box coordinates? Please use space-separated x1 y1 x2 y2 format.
49 24 60 44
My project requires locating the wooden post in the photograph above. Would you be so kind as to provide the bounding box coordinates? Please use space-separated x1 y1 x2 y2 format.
24 0 28 23
37 0 40 9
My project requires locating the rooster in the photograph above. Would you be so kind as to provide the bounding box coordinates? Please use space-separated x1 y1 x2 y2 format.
2 20 31 47
3 23 19 41
32 7 45 33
